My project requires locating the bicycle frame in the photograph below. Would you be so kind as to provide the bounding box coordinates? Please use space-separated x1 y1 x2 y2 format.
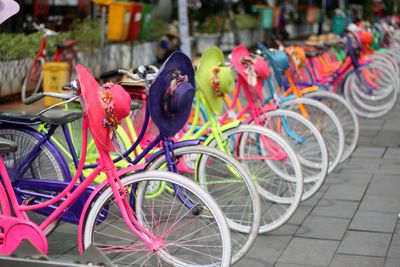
295 39 379 95
183 90 287 161
0 115 163 255
218 71 306 150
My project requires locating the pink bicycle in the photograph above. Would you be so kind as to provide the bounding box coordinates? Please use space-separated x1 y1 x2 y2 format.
0 64 231 266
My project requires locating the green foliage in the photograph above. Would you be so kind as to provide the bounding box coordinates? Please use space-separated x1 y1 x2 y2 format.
70 19 101 51
235 14 258 30
0 31 71 61
197 16 223 34
0 32 38 61
143 19 169 41
197 14 258 34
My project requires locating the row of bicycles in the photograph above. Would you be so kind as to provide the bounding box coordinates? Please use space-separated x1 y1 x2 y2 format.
0 19 399 266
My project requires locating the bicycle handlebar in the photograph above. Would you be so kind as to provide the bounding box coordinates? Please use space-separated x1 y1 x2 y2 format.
100 65 159 82
32 22 58 37
100 69 121 79
24 92 44 105
24 91 76 105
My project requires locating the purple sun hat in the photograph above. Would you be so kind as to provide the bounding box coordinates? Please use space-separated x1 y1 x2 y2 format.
149 51 195 137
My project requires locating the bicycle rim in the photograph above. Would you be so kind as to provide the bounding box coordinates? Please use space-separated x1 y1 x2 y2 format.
147 145 260 264
304 91 359 162
83 171 231 267
209 125 303 233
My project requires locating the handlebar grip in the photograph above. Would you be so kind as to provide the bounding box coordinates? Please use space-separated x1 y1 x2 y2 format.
100 69 121 79
24 92 44 105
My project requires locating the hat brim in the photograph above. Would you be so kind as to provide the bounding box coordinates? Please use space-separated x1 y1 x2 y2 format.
77 64 114 151
196 46 226 114
149 52 195 137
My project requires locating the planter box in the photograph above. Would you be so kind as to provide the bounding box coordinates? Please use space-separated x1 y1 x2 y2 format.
0 58 32 98
0 42 157 98
194 33 219 55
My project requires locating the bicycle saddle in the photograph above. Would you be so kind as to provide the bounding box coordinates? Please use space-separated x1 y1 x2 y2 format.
0 112 41 124
39 109 82 125
0 137 17 153
57 39 75 49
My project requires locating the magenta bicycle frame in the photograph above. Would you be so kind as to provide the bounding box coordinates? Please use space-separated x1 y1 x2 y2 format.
0 114 162 255
219 76 288 160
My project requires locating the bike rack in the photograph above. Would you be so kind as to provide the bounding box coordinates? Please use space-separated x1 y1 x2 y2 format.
0 241 114 267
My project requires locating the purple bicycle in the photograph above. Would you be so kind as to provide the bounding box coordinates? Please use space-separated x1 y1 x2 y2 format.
0 57 232 265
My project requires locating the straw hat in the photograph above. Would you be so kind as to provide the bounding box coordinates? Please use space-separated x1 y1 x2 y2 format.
166 24 179 38
196 46 234 114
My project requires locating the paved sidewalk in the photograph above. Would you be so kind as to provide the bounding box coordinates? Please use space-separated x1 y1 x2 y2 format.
238 100 400 267
1 98 399 266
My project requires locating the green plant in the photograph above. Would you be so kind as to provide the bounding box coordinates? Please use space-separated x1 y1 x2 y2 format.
143 19 169 41
0 30 70 61
197 16 224 34
197 14 258 34
0 31 73 61
70 19 101 51
235 14 259 30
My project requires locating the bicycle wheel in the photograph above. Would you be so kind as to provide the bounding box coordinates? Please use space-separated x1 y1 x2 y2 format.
258 109 329 184
281 98 344 173
257 109 328 199
147 145 260 264
21 57 44 102
351 63 397 101
83 170 231 267
344 71 397 118
207 124 303 233
304 90 359 162
0 126 69 233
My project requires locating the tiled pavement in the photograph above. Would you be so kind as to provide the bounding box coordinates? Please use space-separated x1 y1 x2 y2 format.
0 98 399 266
238 100 400 267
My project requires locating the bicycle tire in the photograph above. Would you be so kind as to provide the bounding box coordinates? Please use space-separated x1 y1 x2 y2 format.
281 98 345 173
206 124 303 233
304 90 359 163
147 145 260 264
21 57 44 103
0 126 70 234
83 170 232 267
256 109 329 199
344 72 397 118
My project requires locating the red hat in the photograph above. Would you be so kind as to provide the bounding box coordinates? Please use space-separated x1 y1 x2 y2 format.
77 64 131 152
231 45 270 98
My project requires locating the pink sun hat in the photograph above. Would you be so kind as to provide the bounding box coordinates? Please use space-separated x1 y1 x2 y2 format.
231 45 270 98
0 0 20 24
77 64 131 152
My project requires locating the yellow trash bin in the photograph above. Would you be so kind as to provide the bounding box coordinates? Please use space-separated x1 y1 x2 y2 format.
107 2 134 41
42 62 70 107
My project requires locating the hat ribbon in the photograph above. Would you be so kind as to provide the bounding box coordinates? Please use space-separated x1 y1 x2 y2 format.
240 56 259 87
99 82 125 154
211 67 224 97
100 82 119 129
163 70 189 117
